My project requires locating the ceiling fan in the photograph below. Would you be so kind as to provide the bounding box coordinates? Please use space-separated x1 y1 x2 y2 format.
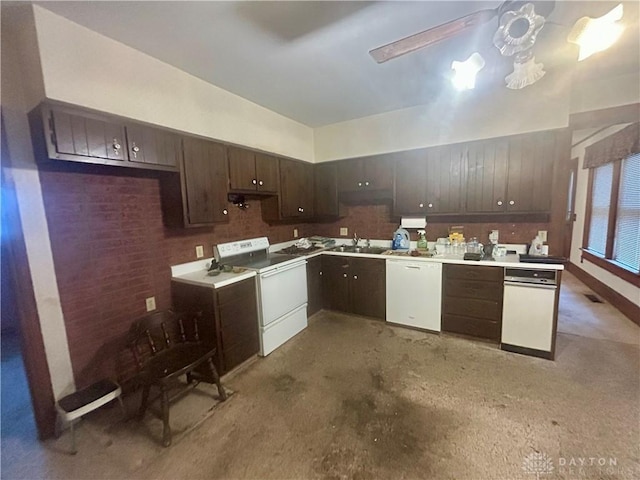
369 1 553 64
369 1 561 89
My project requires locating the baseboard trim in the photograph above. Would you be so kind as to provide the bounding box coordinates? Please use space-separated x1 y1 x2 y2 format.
565 262 640 326
501 344 553 360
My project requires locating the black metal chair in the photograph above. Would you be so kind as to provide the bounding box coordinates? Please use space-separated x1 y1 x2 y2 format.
128 310 227 447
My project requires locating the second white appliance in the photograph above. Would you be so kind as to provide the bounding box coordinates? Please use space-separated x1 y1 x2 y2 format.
386 259 442 331
501 267 558 358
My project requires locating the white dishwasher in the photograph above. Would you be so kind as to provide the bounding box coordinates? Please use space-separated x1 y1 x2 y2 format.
386 259 442 332
501 268 558 359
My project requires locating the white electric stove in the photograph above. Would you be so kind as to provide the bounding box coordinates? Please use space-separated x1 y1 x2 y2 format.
214 237 308 356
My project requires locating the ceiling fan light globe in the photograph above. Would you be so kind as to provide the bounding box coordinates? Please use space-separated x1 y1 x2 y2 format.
451 52 485 90
567 4 624 61
505 55 545 89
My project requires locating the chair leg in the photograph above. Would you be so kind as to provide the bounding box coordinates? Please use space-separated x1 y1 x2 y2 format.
160 387 171 447
207 357 227 401
138 385 150 419
69 420 77 455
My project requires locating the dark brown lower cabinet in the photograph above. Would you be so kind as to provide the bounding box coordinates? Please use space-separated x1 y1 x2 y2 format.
322 255 386 320
306 255 323 317
442 264 503 341
171 278 259 374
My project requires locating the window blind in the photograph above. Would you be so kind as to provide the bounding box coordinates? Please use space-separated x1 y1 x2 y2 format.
613 153 640 271
587 162 613 255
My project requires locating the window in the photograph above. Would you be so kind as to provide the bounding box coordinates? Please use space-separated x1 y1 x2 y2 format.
613 153 640 270
584 152 640 281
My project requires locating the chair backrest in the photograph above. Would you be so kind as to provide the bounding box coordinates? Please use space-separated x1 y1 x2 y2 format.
128 310 201 370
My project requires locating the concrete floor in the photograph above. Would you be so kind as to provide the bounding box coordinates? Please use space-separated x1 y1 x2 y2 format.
2 272 639 479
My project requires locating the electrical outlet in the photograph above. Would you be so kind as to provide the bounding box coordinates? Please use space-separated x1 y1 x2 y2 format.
538 230 548 242
340 227 348 236
145 296 156 312
195 245 204 258
293 228 298 238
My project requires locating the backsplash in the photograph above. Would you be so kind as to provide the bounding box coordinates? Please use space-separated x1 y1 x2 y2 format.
38 163 309 388
311 204 551 245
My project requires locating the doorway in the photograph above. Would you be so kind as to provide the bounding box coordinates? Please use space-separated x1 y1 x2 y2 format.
562 157 579 259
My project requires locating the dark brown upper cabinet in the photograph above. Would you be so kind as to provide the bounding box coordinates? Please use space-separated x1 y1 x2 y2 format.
125 124 181 169
393 149 428 215
262 158 314 222
425 144 463 214
227 146 279 193
338 155 393 194
465 131 557 213
314 163 344 218
29 103 178 172
161 137 230 228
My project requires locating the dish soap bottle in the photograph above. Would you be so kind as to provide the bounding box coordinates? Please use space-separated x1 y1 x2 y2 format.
417 230 428 252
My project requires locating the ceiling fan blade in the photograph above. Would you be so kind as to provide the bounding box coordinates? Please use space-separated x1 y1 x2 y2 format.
370 8 498 63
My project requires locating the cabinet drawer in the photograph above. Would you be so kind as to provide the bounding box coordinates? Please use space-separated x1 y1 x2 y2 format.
444 264 503 282
444 278 503 301
442 296 502 321
223 339 259 372
442 314 501 341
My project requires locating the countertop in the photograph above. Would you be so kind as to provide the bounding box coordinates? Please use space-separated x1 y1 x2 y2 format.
270 239 564 270
171 258 256 289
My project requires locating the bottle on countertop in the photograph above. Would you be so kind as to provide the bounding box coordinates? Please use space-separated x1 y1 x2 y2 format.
417 229 428 252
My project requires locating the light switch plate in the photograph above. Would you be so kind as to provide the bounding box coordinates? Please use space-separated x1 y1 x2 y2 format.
195 245 204 258
538 230 547 242
340 227 348 236
145 297 156 312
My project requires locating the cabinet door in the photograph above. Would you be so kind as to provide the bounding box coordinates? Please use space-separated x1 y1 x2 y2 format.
314 163 341 217
51 108 127 162
306 256 323 317
182 138 230 225
322 256 350 312
350 258 386 320
255 153 279 193
228 146 257 191
393 150 428 215
363 156 393 191
425 145 463 213
337 159 362 193
465 139 509 212
125 125 180 170
216 278 259 373
506 131 556 212
279 158 314 218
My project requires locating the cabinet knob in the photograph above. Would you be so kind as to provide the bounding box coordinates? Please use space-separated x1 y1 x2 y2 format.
319 271 323 276
112 138 121 155
298 207 304 213
497 200 503 206
343 273 347 278
258 180 264 186
428 203 433 208
353 275 358 280
252 179 257 185
365 181 370 186
509 200 515 205
419 203 424 208
131 143 140 159
222 209 228 215
358 182 363 187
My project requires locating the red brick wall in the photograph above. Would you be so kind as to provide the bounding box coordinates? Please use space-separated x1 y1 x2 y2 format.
38 163 310 388
312 203 551 246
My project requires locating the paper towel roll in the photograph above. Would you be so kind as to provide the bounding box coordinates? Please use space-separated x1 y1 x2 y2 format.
400 217 426 229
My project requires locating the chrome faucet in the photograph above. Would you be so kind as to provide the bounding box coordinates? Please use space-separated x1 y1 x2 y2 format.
353 232 361 247
366 239 371 248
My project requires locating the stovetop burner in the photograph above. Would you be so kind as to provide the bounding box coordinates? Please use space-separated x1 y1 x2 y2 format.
276 245 324 256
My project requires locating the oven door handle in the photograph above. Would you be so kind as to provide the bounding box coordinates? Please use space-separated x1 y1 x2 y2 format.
504 280 557 290
260 260 306 278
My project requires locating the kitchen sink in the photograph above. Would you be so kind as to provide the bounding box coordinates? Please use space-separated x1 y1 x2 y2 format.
331 245 389 255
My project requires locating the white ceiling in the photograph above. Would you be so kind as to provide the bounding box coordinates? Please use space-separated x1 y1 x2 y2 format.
36 1 639 127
